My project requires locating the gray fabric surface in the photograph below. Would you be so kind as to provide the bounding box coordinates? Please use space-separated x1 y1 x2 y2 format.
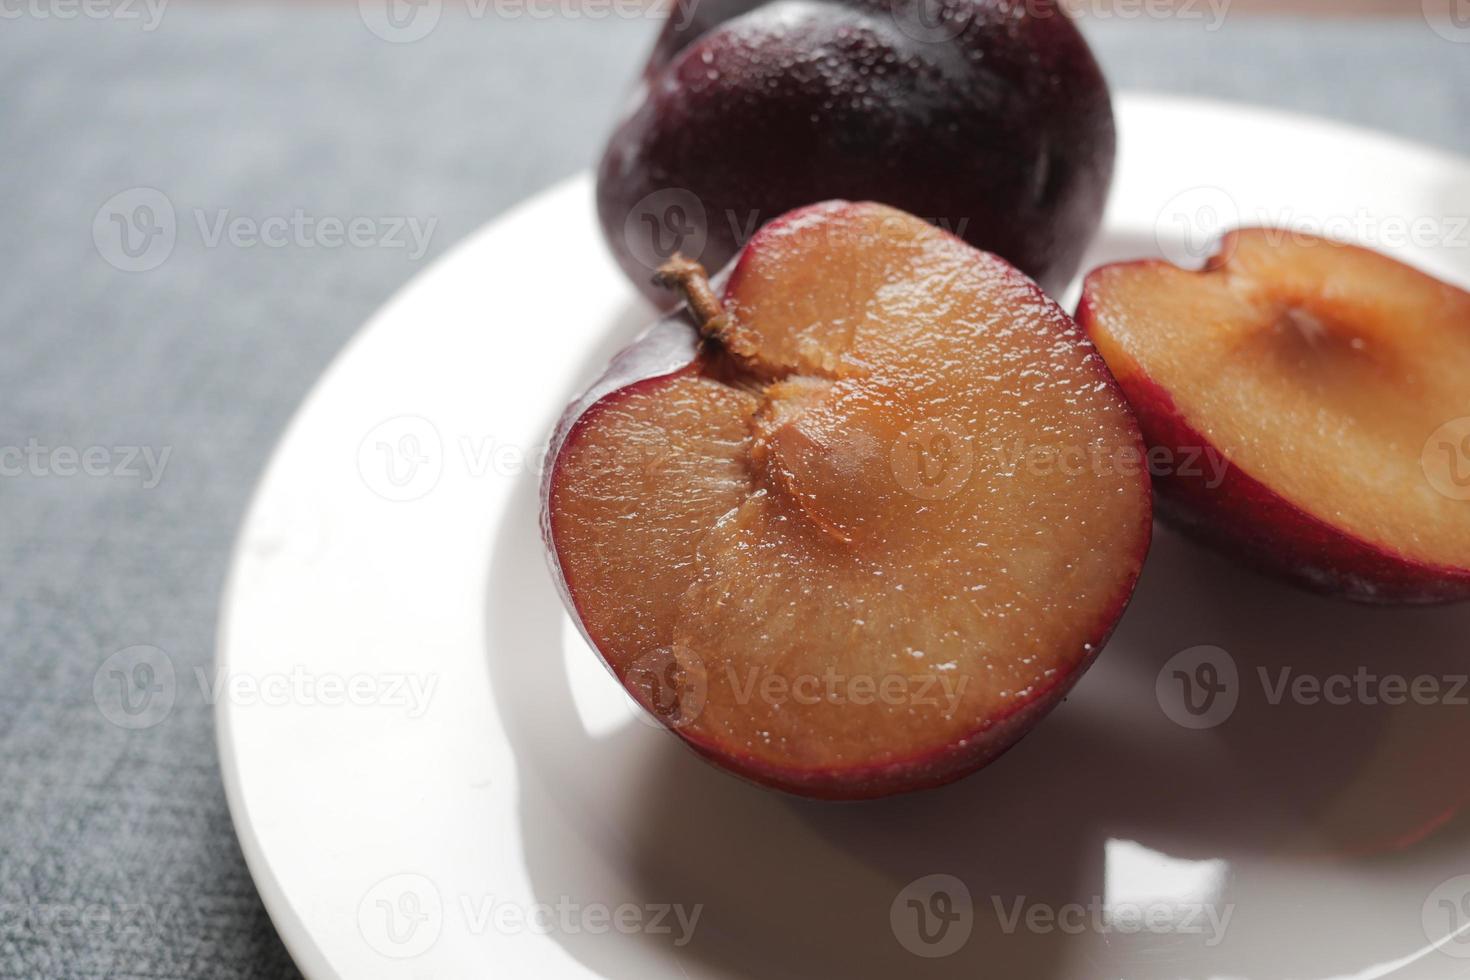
0 7 1465 978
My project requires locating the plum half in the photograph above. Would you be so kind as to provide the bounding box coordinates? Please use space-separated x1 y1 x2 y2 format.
544 202 1151 798
598 0 1115 306
1079 228 1470 603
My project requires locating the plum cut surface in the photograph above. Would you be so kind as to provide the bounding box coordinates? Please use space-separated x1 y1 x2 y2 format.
549 203 1150 796
1082 229 1470 585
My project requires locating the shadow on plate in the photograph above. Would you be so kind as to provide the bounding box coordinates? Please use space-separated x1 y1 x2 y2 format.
482 293 1470 980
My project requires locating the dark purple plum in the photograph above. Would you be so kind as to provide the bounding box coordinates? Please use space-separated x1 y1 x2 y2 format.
598 0 1115 306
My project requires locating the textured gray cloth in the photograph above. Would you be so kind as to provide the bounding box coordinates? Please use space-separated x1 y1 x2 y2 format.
0 7 1465 978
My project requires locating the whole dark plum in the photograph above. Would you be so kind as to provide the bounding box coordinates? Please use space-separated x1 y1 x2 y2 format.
598 0 1115 305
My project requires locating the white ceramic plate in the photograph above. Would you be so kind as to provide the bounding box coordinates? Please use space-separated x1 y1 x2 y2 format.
218 93 1470 980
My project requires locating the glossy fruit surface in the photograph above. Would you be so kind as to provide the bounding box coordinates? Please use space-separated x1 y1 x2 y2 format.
545 202 1151 798
1079 228 1470 603
598 0 1114 306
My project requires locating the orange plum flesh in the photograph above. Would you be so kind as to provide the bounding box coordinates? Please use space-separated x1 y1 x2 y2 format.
1080 229 1470 603
546 202 1151 797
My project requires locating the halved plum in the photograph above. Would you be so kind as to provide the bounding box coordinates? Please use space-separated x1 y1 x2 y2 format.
1079 228 1470 603
545 202 1152 798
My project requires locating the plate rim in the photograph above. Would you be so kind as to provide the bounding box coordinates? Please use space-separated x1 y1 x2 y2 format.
214 90 1470 980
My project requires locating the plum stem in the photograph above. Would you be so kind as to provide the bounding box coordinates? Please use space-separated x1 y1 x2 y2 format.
653 253 798 385
653 254 731 341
